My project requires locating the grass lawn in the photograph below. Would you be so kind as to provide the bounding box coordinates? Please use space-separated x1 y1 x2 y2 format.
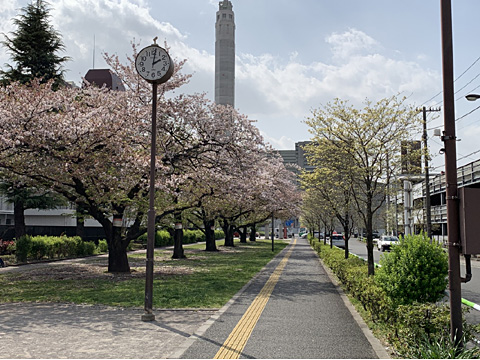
0 239 288 309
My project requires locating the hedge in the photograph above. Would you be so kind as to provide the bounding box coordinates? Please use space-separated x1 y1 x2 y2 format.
16 235 104 262
137 229 224 247
308 237 480 358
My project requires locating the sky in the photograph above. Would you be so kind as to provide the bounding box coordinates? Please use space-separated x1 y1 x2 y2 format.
1 0 480 172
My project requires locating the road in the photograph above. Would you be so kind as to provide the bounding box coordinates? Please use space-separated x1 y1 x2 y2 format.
343 237 480 324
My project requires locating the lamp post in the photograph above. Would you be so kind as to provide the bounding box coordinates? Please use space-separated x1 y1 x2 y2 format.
271 213 275 252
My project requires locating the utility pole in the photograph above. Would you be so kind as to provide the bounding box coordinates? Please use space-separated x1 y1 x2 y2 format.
420 106 441 239
440 0 463 346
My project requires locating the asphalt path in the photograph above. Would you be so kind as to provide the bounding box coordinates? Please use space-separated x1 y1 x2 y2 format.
178 238 387 359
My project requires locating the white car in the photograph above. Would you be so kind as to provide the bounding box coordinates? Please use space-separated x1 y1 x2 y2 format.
377 235 399 252
330 234 345 249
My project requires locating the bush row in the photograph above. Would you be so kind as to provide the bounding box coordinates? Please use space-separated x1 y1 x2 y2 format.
137 229 224 247
11 228 226 263
309 236 480 358
15 235 107 262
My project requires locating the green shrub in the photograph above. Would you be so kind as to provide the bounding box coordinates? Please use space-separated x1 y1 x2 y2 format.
97 239 108 253
309 235 478 357
156 230 173 247
137 228 223 247
183 230 205 244
62 236 78 257
72 237 95 257
215 230 224 240
399 332 480 359
388 303 480 358
138 230 173 247
15 235 32 262
83 241 96 256
15 235 98 261
31 237 48 260
375 233 448 306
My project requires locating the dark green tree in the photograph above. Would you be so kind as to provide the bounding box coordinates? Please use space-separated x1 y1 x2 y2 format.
1 0 69 89
0 181 67 240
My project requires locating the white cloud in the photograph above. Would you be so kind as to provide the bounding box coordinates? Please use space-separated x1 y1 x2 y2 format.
48 0 188 82
0 0 18 38
0 2 443 152
325 28 379 60
260 132 295 150
235 35 440 119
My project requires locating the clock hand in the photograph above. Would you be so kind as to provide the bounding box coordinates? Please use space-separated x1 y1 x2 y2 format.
151 49 157 67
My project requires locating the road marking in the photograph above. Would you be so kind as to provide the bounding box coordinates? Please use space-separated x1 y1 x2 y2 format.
214 239 297 359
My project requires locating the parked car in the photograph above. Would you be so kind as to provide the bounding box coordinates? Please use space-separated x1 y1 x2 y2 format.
330 234 345 249
377 235 399 252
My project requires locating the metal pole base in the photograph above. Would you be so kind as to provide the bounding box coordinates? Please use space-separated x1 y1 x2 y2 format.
141 312 156 322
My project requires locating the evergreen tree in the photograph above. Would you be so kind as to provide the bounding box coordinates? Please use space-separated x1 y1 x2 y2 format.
0 181 67 240
1 0 69 89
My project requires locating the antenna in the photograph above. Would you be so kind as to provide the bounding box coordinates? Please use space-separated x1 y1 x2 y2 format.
93 34 96 69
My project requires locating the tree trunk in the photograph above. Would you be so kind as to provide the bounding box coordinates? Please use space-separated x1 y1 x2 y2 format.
205 219 217 252
343 225 350 259
107 225 130 273
342 211 350 259
172 212 185 259
239 226 247 243
14 199 26 240
249 224 256 242
318 220 322 243
76 204 86 240
222 219 234 247
76 215 85 240
366 194 375 276
324 225 327 245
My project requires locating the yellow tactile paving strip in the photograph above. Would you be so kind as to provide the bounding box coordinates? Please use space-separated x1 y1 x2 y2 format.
214 239 297 359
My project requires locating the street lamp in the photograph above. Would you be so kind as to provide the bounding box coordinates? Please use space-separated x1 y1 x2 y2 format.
465 94 480 101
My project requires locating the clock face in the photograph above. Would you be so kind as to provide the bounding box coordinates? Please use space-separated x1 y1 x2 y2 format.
135 45 174 84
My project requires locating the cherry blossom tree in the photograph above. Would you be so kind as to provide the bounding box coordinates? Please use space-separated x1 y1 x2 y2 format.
0 42 301 272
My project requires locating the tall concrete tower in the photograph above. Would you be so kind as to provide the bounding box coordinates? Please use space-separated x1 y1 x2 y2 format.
215 0 235 107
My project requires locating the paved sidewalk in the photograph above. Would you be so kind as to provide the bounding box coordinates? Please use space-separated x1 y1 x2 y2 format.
178 238 389 359
0 239 390 359
0 303 216 359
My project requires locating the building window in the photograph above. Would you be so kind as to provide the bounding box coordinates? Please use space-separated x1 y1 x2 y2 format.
6 219 11 225
229 14 233 19
222 13 226 19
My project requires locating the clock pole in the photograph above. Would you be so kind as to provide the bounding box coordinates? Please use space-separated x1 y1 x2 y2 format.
142 81 158 322
136 39 174 322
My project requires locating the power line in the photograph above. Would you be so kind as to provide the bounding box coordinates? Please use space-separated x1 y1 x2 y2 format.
457 149 480 161
427 104 480 130
421 55 480 106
